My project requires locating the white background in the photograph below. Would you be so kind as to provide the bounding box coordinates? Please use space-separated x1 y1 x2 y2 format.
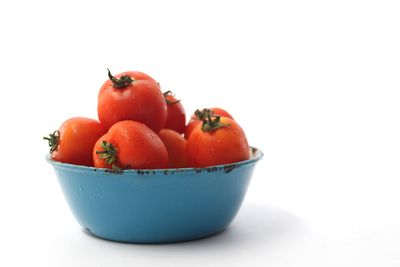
0 0 399 266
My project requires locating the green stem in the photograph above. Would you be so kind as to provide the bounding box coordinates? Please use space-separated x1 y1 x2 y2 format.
195 108 214 120
107 69 134 89
43 130 60 153
163 90 181 105
96 141 122 172
201 114 230 132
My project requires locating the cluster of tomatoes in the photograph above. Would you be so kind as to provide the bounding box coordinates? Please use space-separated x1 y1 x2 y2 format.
44 69 250 171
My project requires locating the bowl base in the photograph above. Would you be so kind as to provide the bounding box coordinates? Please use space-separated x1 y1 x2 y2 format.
82 227 227 244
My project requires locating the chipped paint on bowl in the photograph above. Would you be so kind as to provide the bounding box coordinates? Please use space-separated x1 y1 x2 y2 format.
47 147 263 243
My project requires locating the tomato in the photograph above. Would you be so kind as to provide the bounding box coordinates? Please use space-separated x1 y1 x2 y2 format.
163 91 186 135
184 108 233 139
158 129 188 168
44 117 106 166
97 69 167 133
93 120 168 170
187 115 249 167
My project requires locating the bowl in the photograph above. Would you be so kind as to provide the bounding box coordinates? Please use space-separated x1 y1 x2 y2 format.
47 147 263 243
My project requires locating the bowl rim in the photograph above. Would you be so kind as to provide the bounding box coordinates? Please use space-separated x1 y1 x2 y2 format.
46 146 263 175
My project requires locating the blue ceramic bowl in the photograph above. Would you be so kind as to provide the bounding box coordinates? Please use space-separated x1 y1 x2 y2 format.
47 147 263 243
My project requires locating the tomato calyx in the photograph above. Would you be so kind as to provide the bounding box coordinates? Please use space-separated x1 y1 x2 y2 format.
163 90 181 105
195 109 208 120
43 130 60 153
96 140 122 172
107 69 134 89
201 113 230 132
195 108 214 120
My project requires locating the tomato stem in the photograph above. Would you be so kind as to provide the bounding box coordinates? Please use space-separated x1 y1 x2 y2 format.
195 108 213 120
43 130 60 153
96 140 122 172
107 69 134 89
201 113 230 132
163 90 181 105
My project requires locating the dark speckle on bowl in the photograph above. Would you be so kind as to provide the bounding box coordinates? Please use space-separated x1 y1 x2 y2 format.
206 167 219 173
137 170 151 175
105 169 123 174
223 164 238 173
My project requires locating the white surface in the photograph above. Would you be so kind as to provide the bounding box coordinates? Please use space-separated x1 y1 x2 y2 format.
1 0 400 266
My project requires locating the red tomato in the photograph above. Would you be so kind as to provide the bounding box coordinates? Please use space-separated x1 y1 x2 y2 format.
44 117 106 166
187 116 249 167
184 108 233 139
163 91 186 135
158 129 188 168
97 69 167 133
93 120 168 170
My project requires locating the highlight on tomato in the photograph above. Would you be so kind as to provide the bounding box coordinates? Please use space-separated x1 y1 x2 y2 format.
44 117 106 167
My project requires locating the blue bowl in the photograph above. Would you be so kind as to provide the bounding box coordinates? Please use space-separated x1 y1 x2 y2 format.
47 147 263 243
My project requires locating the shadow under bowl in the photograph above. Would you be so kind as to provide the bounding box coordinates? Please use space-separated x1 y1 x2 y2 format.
47 147 263 244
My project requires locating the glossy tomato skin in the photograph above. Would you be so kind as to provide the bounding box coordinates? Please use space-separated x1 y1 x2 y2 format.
93 120 168 170
51 117 106 167
97 71 167 133
184 108 233 139
164 94 186 135
158 129 188 168
187 117 249 168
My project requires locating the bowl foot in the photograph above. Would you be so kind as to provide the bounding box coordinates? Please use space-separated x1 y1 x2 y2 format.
82 227 227 244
